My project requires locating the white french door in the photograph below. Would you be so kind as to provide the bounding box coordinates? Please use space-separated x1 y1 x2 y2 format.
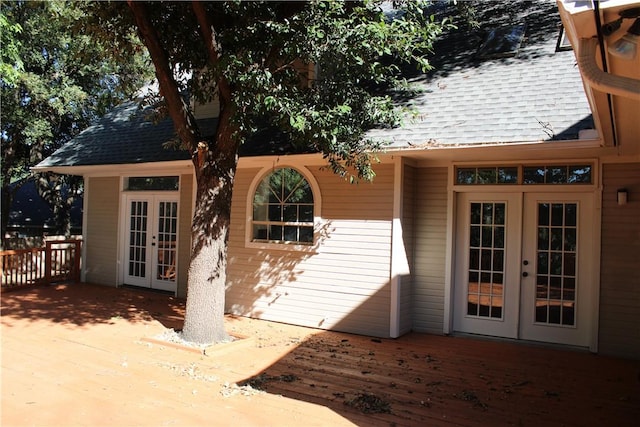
519 193 594 346
453 192 594 347
454 193 522 339
124 195 178 292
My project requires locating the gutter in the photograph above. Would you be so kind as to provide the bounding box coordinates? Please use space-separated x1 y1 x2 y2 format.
577 37 640 100
592 1 619 147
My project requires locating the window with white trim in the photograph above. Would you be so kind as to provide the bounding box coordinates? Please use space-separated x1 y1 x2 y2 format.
252 167 314 245
125 176 179 191
455 164 592 185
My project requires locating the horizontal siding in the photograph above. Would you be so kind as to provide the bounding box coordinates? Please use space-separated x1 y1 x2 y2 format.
598 163 640 359
85 177 119 286
176 173 193 298
412 167 448 334
226 164 394 337
193 99 219 119
399 163 416 335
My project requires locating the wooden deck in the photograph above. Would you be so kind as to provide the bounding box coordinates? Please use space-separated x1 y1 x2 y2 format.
2 283 638 426
241 330 639 426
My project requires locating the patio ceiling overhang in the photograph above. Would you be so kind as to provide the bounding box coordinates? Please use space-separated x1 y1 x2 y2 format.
557 0 640 157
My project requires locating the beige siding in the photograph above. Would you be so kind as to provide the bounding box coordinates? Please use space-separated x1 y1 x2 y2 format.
193 99 219 119
176 173 193 297
412 167 448 334
225 164 395 337
399 163 415 335
85 177 120 285
599 163 640 359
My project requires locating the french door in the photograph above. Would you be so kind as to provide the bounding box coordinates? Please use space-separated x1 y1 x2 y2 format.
124 195 179 292
453 192 594 347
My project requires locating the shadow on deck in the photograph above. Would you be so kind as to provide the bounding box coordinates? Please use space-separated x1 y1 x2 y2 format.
2 282 638 426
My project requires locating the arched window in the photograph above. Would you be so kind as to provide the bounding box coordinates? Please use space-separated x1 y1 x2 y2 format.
252 167 315 245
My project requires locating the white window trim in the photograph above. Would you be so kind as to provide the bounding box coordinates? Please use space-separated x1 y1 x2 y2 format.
451 160 599 192
122 175 181 192
245 164 322 252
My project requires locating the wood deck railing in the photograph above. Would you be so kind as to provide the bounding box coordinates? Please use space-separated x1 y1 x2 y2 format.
1 239 81 289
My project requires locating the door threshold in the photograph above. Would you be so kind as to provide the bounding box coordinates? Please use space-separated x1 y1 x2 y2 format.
121 284 176 296
450 332 590 354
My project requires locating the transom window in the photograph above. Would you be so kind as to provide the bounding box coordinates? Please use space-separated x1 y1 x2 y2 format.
125 176 179 191
456 164 592 185
252 167 314 245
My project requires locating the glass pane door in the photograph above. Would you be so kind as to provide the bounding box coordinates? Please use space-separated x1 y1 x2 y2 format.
534 202 577 326
123 195 178 292
520 193 594 347
153 201 178 288
125 198 151 287
454 193 521 339
466 202 506 319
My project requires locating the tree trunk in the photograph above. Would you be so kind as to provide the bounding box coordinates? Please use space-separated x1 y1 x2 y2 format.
128 0 239 344
181 111 239 344
1 184 11 249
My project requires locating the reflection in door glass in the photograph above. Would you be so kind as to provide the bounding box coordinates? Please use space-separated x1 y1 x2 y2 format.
467 202 506 319
535 203 577 326
156 201 178 282
128 201 148 278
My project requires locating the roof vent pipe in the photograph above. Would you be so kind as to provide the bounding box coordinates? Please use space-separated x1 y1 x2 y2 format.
577 37 640 100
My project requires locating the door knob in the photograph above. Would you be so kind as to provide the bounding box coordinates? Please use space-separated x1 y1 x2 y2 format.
522 272 528 277
523 260 529 266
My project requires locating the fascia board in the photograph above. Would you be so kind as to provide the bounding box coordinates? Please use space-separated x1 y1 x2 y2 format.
32 160 194 177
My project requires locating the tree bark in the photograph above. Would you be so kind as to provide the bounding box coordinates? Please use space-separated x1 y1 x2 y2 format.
128 1 240 344
182 108 239 343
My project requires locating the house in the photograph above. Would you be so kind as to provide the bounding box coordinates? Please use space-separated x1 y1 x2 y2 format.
34 1 640 359
6 177 83 239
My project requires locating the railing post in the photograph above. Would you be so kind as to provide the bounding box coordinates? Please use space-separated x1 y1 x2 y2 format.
73 240 81 283
45 241 52 285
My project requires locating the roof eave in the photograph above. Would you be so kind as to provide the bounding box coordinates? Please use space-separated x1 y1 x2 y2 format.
381 137 604 162
31 159 194 177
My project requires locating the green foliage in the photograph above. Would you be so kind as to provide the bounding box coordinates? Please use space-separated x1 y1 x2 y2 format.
97 0 448 343
0 13 24 85
90 0 447 182
0 1 151 242
220 0 447 181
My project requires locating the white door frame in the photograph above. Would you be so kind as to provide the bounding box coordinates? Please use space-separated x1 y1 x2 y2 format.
119 192 179 293
519 192 595 347
451 189 597 349
453 192 523 339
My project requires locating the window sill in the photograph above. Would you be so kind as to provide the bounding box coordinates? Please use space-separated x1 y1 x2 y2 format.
245 240 318 253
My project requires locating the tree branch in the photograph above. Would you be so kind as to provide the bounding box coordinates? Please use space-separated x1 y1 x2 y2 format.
127 1 200 153
191 1 232 104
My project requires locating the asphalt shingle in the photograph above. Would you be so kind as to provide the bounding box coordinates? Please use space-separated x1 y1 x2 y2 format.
36 101 203 168
37 0 593 169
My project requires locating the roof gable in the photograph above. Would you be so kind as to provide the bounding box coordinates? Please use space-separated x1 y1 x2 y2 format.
36 101 208 169
37 0 594 170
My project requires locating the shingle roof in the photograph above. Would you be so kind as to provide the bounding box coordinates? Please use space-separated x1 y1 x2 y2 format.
36 101 203 168
36 99 313 169
368 0 593 147
37 0 593 170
